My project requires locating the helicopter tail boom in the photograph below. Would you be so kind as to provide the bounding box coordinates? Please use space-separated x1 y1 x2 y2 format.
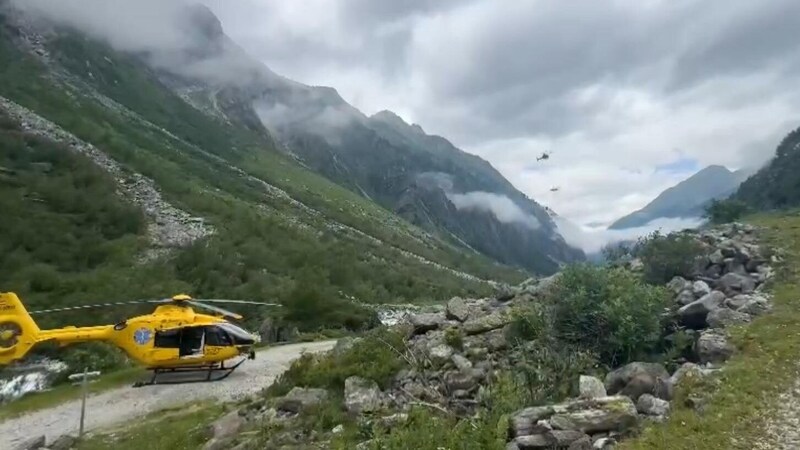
0 292 42 365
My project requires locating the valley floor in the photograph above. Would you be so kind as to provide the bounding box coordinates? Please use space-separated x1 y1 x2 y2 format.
621 213 800 449
0 340 335 449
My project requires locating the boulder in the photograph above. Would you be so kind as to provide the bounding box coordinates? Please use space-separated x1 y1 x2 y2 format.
708 249 725 265
706 308 751 329
344 376 382 414
464 311 511 335
568 436 593 450
738 295 772 316
408 312 446 334
49 435 77 450
511 430 588 449
724 294 750 310
676 289 696 306
579 376 607 399
13 436 46 450
496 285 517 302
705 264 723 279
548 430 590 447
670 362 717 386
277 387 329 413
717 272 756 295
443 368 484 392
696 330 735 364
636 394 670 416
258 317 278 343
548 396 638 434
692 280 711 297
724 259 747 276
483 328 509 351
511 406 556 437
512 434 551 449
446 297 475 322
605 362 669 396
667 276 691 294
428 344 454 367
678 291 726 329
332 337 359 357
206 410 245 442
452 354 473 371
618 373 672 401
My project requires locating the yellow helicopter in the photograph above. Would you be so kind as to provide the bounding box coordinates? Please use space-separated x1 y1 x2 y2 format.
0 292 278 386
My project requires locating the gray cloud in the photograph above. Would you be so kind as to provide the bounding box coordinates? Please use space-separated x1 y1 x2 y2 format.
448 191 540 230
17 0 800 227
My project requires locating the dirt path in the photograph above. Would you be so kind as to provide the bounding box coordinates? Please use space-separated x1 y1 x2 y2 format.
754 365 800 449
0 340 336 449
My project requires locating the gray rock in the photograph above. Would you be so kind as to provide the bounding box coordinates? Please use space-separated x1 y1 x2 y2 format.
718 272 756 295
667 276 691 294
513 434 551 449
709 249 725 265
707 308 751 329
692 280 711 297
464 311 511 335
592 437 616 449
670 363 700 385
738 295 772 316
332 337 359 357
506 442 521 450
13 436 46 450
511 406 556 437
49 435 77 450
258 317 278 343
568 436 593 450
636 394 670 416
345 376 382 414
724 258 747 276
676 289 696 306
696 330 735 364
484 327 509 350
678 290 726 328
705 264 723 279
548 430 590 447
443 368 484 391
579 375 607 399
724 294 750 310
452 354 473 371
408 312 446 334
548 396 638 434
206 410 245 441
446 297 475 322
605 362 669 396
277 387 329 413
428 344 454 367
496 285 517 302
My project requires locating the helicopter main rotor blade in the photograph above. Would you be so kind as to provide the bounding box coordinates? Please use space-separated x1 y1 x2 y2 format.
187 300 243 320
194 299 282 307
29 299 168 315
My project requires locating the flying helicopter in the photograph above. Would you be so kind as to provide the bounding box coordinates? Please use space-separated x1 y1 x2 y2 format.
536 152 551 162
550 186 560 192
0 292 279 386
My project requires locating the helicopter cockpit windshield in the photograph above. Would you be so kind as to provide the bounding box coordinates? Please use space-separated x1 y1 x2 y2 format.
217 323 258 345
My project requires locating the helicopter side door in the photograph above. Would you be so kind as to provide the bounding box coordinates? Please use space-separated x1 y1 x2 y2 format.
202 325 233 359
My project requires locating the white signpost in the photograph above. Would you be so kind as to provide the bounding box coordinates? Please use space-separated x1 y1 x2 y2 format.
67 368 102 438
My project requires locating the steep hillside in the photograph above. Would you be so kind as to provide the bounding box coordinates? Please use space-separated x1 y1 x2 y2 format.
0 5 527 329
734 126 800 209
114 4 585 274
610 165 747 230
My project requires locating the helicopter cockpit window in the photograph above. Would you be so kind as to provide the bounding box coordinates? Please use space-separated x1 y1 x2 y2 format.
154 329 181 348
218 323 256 345
204 326 232 346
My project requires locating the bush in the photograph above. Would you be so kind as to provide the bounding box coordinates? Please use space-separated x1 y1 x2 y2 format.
53 342 130 383
266 328 407 397
510 341 597 405
444 327 464 350
635 231 705 284
280 280 381 333
705 199 750 224
511 265 670 367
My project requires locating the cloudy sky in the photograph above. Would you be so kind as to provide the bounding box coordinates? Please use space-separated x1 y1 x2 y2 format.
197 0 800 228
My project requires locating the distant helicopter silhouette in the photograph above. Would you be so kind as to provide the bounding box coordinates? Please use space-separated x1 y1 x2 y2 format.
536 152 551 162
550 186 560 192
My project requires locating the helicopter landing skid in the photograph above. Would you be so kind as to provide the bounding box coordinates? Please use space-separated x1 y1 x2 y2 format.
132 357 247 387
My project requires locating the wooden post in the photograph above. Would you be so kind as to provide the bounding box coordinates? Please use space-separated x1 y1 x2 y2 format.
79 367 88 438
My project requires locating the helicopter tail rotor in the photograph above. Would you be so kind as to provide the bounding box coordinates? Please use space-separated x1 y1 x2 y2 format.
0 292 41 365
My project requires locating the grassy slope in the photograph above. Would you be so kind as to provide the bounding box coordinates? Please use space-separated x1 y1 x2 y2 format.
0 21 525 331
621 212 800 449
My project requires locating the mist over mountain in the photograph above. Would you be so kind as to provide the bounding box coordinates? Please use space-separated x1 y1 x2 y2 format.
609 165 751 230
6 0 584 273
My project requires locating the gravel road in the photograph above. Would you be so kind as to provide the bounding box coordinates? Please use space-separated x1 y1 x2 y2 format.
754 365 800 449
0 340 336 449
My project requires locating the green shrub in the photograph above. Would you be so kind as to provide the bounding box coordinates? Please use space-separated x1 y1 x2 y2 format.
444 327 464 350
705 199 750 224
635 232 705 284
53 342 130 382
280 278 381 333
510 341 597 405
266 328 407 397
513 265 670 367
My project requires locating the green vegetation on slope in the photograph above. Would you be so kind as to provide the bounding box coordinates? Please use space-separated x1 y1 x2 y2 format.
620 212 800 449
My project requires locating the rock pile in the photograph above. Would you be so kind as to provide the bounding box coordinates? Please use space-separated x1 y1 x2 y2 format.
216 223 775 449
0 95 213 255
